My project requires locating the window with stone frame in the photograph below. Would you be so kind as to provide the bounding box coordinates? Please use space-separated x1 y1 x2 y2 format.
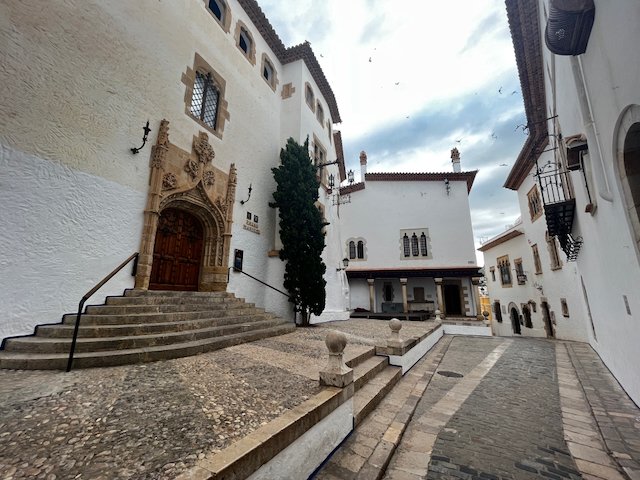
316 102 325 126
527 185 543 222
497 255 512 286
546 232 562 270
206 0 231 32
560 298 570 317
514 258 526 285
357 240 364 259
493 301 503 322
305 83 315 112
312 137 327 185
260 54 278 91
420 232 428 256
234 21 256 65
490 267 496 282
411 233 419 256
531 244 542 274
183 55 230 138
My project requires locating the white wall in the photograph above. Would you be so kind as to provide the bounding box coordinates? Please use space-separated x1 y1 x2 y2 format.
0 0 348 340
536 0 640 404
340 178 477 269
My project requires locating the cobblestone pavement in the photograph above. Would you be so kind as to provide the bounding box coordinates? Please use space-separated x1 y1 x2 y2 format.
385 337 640 480
0 319 436 479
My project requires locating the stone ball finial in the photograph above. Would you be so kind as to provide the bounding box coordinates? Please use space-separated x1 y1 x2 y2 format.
325 330 347 354
482 310 490 318
389 318 402 334
359 151 368 164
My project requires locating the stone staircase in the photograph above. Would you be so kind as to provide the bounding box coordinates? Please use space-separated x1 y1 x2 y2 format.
349 349 403 426
0 289 295 370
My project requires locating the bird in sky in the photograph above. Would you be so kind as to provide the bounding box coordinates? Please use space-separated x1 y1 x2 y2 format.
491 133 498 140
395 82 400 85
455 138 463 144
498 86 503 94
499 163 509 167
511 90 518 95
369 57 372 62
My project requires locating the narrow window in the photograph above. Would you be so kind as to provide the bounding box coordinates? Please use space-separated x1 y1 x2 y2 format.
560 298 570 317
523 305 533 328
239 28 251 54
420 232 428 256
532 244 542 274
305 84 315 110
514 258 525 284
527 186 543 221
357 241 364 259
546 232 562 269
411 233 419 256
490 267 496 282
348 241 356 259
263 61 273 83
208 0 225 22
316 103 324 125
403 233 410 257
190 71 220 130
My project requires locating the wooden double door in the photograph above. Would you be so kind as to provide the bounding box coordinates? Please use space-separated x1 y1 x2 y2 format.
150 208 204 291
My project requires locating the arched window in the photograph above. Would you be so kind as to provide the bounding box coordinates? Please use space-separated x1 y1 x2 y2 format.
239 28 252 55
208 0 226 22
348 241 356 259
403 233 410 257
493 301 503 322
411 233 419 256
190 71 220 130
624 123 640 234
420 233 428 256
316 103 324 125
357 241 364 259
305 83 315 111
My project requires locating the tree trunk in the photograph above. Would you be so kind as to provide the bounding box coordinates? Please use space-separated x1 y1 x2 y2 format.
299 308 310 327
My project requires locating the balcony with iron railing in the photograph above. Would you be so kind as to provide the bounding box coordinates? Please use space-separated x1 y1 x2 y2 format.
536 164 583 261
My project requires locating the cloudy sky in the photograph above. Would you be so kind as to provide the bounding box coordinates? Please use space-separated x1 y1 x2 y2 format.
259 0 527 264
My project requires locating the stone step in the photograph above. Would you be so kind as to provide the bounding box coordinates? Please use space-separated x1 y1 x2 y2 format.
353 365 402 426
353 355 390 392
83 301 254 315
105 295 240 306
124 289 235 298
0 324 295 370
4 318 287 354
61 307 262 325
345 347 376 369
37 313 274 338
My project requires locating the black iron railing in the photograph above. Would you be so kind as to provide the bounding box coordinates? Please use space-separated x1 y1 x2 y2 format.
66 252 139 372
227 267 298 323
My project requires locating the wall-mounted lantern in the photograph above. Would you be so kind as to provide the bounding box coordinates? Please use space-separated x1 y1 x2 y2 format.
444 178 450 196
336 257 349 271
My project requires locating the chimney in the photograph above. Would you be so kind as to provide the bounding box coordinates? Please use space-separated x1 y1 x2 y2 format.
360 151 367 182
451 147 461 173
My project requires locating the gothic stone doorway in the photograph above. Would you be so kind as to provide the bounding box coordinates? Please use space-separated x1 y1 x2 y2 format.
443 283 462 316
541 301 554 338
150 208 203 291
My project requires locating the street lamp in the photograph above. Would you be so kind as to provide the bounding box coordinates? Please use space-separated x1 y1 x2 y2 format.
337 257 349 271
347 170 355 184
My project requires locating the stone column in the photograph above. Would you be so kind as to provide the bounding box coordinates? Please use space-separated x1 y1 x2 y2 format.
471 277 483 320
367 279 375 313
135 120 170 290
400 278 408 314
435 278 444 313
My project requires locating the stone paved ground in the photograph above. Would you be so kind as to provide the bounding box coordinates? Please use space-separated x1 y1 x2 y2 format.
383 337 640 480
0 319 436 480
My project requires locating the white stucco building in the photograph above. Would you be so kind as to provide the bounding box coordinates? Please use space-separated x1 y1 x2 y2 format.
0 0 349 342
491 0 640 405
338 150 482 320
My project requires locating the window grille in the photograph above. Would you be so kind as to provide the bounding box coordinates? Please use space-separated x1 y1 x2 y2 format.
403 234 410 257
190 71 219 129
411 233 419 256
348 241 356 259
420 233 428 256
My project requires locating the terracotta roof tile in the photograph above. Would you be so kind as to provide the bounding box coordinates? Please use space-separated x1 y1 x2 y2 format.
365 171 478 193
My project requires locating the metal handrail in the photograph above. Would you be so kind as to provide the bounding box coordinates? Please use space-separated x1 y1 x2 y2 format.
227 267 298 322
66 252 139 372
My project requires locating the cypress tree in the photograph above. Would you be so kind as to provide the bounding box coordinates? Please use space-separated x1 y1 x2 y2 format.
270 137 327 326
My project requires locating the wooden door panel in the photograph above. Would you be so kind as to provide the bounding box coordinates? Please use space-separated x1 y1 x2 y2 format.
150 208 203 290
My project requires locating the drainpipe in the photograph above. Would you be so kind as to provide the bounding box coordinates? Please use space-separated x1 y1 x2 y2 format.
570 56 613 202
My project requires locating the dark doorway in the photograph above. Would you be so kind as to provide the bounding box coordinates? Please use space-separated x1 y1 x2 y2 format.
443 284 462 316
150 208 204 291
624 123 640 231
510 307 521 335
541 301 554 338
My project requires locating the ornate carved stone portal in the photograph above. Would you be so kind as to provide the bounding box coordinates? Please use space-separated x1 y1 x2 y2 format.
135 119 237 291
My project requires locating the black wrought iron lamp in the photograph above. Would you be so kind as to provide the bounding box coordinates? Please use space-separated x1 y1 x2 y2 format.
347 170 355 184
336 257 349 271
131 120 151 154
